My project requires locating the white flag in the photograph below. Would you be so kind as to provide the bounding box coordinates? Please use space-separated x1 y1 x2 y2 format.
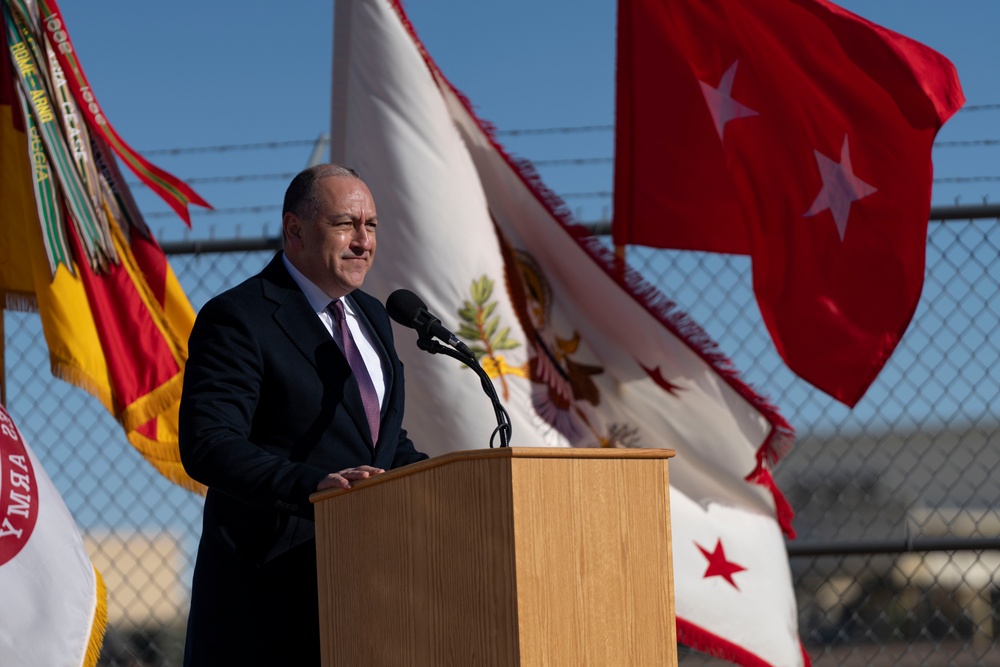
0 403 106 667
332 0 807 663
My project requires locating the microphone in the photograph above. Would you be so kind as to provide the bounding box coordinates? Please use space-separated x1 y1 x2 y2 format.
387 288 512 447
386 289 475 359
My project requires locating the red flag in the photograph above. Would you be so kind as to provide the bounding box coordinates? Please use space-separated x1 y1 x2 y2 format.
613 0 964 406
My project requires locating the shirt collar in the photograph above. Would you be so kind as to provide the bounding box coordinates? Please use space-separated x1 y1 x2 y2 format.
281 252 351 315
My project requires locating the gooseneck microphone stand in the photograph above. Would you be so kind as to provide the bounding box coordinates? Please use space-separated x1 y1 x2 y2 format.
415 336 512 448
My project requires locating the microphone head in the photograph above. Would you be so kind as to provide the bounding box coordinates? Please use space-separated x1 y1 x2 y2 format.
386 289 427 329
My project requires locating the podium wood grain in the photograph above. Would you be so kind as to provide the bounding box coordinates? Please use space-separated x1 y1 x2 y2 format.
312 447 676 666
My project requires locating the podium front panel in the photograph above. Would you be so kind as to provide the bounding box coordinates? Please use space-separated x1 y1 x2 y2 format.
510 454 676 666
313 448 676 666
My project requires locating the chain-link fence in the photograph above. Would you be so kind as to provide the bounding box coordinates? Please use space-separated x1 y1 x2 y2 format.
626 216 1000 666
4 216 998 666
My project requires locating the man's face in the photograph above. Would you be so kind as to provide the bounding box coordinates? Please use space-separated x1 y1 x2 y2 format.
284 176 377 299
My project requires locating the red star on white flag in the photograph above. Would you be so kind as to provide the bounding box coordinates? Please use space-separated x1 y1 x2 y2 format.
696 538 748 590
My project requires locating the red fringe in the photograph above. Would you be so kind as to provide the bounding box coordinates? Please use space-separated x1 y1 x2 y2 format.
387 0 797 536
677 617 813 666
746 467 796 539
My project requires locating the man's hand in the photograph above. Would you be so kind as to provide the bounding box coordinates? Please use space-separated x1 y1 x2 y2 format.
315 465 385 491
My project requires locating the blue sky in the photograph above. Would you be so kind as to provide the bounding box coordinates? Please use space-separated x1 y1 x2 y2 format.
55 0 1000 242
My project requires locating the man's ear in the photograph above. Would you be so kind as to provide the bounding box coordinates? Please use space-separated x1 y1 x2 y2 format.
282 212 303 249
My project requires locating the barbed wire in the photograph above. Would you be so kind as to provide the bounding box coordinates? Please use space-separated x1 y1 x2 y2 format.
529 157 613 166
130 167 1000 195
495 124 613 136
561 191 612 199
141 139 316 156
153 172 298 185
934 176 1000 183
138 112 1000 156
145 205 281 219
143 185 1000 221
547 174 1000 187
131 110 1000 216
935 139 1000 147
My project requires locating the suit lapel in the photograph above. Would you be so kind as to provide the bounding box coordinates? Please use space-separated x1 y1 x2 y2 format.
260 255 375 448
259 255 326 366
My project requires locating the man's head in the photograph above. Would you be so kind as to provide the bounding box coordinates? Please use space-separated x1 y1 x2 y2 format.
282 164 377 299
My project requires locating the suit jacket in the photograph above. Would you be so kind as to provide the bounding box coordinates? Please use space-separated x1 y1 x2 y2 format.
179 252 426 666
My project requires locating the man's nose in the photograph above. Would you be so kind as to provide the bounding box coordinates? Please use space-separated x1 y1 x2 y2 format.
351 223 373 249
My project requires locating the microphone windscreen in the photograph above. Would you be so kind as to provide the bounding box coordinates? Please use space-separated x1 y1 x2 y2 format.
386 289 427 328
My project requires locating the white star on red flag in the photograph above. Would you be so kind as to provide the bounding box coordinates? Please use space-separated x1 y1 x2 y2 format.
803 135 878 241
699 61 758 142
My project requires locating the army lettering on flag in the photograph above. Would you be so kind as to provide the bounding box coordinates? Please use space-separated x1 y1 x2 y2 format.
331 0 808 663
613 0 964 407
0 402 107 667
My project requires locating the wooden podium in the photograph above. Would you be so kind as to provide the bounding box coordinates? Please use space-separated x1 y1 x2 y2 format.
310 447 677 666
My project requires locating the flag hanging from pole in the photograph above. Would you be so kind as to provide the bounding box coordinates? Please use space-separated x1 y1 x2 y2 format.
36 0 211 226
332 0 808 663
0 402 107 667
0 0 204 493
613 0 964 407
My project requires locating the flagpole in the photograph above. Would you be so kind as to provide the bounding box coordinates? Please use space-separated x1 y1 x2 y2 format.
0 305 6 406
614 244 627 281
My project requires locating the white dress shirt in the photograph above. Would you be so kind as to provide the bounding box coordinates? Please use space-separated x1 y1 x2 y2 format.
282 254 386 408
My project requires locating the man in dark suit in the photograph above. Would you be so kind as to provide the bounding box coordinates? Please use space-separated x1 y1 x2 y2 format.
179 164 427 666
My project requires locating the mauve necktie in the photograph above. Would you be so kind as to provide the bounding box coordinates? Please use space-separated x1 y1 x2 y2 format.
329 299 380 443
